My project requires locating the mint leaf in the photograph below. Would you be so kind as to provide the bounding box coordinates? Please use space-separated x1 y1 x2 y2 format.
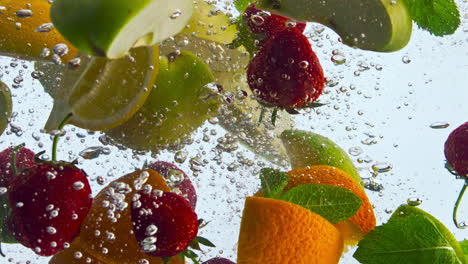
354 214 464 264
259 168 289 198
279 184 362 223
234 0 255 13
404 0 460 36
196 236 216 247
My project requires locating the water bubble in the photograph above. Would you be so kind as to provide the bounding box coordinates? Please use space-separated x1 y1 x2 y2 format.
174 151 188 163
145 225 158 236
35 23 54 33
73 181 85 190
46 226 57 234
79 146 111 159
348 146 363 156
430 122 450 129
16 9 33 18
371 162 393 173
402 56 411 64
170 10 182 19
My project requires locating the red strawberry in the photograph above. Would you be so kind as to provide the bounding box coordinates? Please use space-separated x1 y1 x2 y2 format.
445 122 468 176
148 161 197 209
247 28 325 108
203 257 236 264
0 146 35 187
7 162 92 256
131 191 198 258
243 4 306 46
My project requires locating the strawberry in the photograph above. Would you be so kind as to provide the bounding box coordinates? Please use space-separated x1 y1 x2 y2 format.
0 146 35 187
131 191 198 258
147 161 197 209
445 122 468 176
7 162 92 256
203 257 236 264
247 28 325 109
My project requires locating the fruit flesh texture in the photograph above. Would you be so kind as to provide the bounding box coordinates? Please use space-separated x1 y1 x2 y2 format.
237 196 343 264
0 0 77 61
50 169 185 264
287 166 376 244
105 51 219 151
8 162 92 256
0 81 12 137
51 0 193 58
444 122 468 176
44 45 159 132
258 0 412 52
281 129 363 183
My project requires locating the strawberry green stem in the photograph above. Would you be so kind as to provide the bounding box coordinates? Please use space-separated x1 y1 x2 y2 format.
51 114 72 162
453 181 468 229
10 143 25 177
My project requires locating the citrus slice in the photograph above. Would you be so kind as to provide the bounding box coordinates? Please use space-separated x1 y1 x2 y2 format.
287 166 376 246
51 0 193 58
180 0 238 44
105 50 219 151
0 81 12 136
49 169 185 264
160 34 292 167
44 45 159 132
237 196 344 264
0 0 77 61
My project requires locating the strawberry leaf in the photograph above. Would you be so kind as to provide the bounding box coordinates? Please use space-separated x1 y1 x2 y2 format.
259 168 289 198
354 214 464 264
279 184 361 223
234 0 256 13
196 236 216 247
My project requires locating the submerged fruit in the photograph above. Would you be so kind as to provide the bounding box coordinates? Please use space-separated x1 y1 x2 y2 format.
281 129 363 183
445 122 468 176
106 50 219 151
247 28 325 108
237 196 343 264
51 0 193 58
0 0 78 61
44 45 159 132
287 166 376 245
257 0 413 52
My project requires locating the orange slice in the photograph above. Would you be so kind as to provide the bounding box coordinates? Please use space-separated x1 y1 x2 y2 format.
237 196 344 264
0 0 77 61
287 165 376 245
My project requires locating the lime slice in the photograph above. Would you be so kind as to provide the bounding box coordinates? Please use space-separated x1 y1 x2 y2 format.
51 0 193 58
180 0 238 44
160 34 291 167
44 45 159 132
0 81 12 136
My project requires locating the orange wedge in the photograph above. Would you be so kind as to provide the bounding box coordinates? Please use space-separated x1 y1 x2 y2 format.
287 165 376 245
49 169 185 264
0 0 77 61
237 196 344 264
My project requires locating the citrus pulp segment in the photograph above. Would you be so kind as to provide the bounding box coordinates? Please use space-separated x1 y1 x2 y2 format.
0 0 77 62
105 50 219 151
51 0 193 58
258 0 413 52
44 45 159 132
287 166 376 245
0 81 12 136
237 196 344 264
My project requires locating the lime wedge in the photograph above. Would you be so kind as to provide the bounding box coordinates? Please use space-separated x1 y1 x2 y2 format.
0 82 12 136
51 0 193 58
44 46 159 131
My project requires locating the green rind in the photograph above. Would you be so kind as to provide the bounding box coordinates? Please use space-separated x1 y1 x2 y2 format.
258 0 412 52
105 50 219 150
389 205 466 264
51 0 151 56
0 81 12 136
280 129 363 184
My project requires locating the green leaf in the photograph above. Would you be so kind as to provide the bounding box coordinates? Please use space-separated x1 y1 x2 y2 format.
196 236 216 247
0 195 16 244
259 168 289 198
234 0 256 13
460 240 468 262
404 0 460 36
354 213 465 264
279 184 362 224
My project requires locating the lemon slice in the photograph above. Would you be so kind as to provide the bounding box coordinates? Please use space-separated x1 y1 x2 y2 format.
43 45 159 131
0 81 12 136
